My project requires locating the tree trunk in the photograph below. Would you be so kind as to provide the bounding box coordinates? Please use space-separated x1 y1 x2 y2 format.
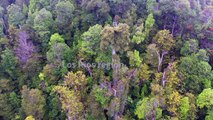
157 51 168 72
162 70 167 87
172 16 177 35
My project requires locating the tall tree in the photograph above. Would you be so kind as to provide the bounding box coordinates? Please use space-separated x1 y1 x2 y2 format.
55 1 74 25
153 30 175 72
145 44 159 69
21 85 46 120
52 86 84 120
81 0 110 20
78 24 103 60
0 48 19 79
55 0 75 34
179 55 213 93
101 23 130 53
135 97 162 120
47 33 71 66
100 23 130 86
0 94 13 119
7 4 25 27
180 39 199 56
29 0 50 13
64 71 87 92
166 91 182 116
46 42 71 65
15 30 35 65
197 6 213 40
33 8 53 49
132 13 155 44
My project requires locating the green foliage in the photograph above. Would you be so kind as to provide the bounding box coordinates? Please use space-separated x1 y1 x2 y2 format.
9 92 21 109
64 71 87 91
0 48 19 79
1 0 213 119
145 44 159 68
0 94 13 119
132 13 155 44
180 97 190 119
197 88 213 109
22 55 42 79
34 8 53 47
154 30 175 52
166 62 181 90
48 97 59 118
47 42 71 64
29 0 37 13
127 50 142 67
25 115 35 120
39 0 50 8
47 94 65 120
180 39 199 56
21 86 46 120
0 79 11 94
140 84 148 99
95 50 112 63
146 0 158 13
7 4 25 26
79 24 103 60
93 86 110 107
101 23 130 53
135 97 162 119
82 0 110 17
179 55 213 93
41 64 66 85
52 86 84 119
167 91 182 116
39 72 45 81
34 8 53 30
82 24 102 46
135 98 149 118
132 26 146 44
145 13 155 34
138 63 152 81
205 110 213 120
49 33 64 46
29 0 50 12
196 49 209 62
55 1 74 25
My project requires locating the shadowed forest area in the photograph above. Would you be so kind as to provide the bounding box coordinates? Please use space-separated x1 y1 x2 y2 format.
0 0 213 120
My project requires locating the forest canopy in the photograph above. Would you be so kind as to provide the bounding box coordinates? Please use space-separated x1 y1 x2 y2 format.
0 0 213 120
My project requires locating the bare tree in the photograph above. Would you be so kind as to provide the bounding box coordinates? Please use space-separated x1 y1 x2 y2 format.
15 30 35 65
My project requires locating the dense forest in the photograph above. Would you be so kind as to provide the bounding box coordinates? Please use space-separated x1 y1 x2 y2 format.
0 0 213 120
